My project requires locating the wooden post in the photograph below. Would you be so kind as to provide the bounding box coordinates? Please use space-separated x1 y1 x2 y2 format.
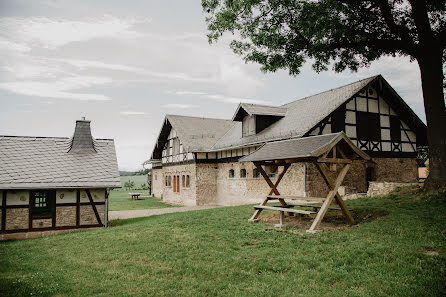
308 163 351 233
315 162 355 225
76 190 80 227
1 191 6 231
249 163 291 222
52 191 56 228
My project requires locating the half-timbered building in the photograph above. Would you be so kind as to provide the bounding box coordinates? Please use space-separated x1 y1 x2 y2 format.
0 119 120 240
150 75 427 206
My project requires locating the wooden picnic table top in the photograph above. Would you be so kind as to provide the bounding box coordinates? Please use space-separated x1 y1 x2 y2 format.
128 192 141 196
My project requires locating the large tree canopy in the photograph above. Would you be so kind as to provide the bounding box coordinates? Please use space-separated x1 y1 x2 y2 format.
203 0 446 189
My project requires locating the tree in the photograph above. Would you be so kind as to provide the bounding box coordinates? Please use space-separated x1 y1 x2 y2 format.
202 0 446 189
124 180 135 191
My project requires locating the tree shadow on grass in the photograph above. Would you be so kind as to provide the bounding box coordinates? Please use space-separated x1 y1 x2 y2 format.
260 208 389 232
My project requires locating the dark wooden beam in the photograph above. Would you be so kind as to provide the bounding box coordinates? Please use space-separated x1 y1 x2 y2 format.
52 191 56 228
317 158 352 164
0 223 104 235
1 191 6 231
76 190 80 227
85 189 102 225
28 191 32 230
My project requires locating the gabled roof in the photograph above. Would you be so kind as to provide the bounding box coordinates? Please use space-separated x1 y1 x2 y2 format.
151 115 235 160
239 132 370 162
212 76 378 150
232 103 288 121
0 136 121 189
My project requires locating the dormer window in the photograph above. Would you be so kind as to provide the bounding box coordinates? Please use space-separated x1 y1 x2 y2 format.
233 103 287 138
242 115 256 137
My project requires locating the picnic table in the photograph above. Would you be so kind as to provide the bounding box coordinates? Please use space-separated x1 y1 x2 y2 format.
129 192 141 200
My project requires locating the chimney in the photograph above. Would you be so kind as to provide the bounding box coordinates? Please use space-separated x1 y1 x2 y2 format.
67 118 96 153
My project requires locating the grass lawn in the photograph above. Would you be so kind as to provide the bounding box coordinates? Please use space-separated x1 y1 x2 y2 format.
108 189 175 211
1 191 445 296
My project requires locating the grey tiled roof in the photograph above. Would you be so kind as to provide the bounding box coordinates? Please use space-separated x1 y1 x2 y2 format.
239 132 370 162
167 115 236 152
232 103 288 120
212 76 378 150
0 136 121 189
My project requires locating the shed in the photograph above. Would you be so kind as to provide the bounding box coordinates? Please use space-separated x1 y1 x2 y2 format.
0 119 120 240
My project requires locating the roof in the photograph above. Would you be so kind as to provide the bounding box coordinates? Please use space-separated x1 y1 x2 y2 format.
232 103 288 121
151 115 236 159
213 76 378 150
239 132 370 162
0 135 121 189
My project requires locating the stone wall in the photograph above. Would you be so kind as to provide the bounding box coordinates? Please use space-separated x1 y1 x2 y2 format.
153 163 197 206
5 208 28 230
56 206 76 227
374 158 418 182
196 164 218 205
32 218 52 229
367 182 418 197
152 168 164 198
80 205 105 225
214 162 306 206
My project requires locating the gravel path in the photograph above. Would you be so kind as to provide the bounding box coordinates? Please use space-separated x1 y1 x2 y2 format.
109 205 221 220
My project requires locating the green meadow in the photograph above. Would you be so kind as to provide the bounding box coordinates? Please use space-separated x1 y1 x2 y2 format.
1 191 445 297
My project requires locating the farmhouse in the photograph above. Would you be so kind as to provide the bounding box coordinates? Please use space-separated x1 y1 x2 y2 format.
0 119 120 240
150 75 427 206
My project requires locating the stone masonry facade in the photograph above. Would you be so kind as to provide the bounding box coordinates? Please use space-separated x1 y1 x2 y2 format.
152 157 418 206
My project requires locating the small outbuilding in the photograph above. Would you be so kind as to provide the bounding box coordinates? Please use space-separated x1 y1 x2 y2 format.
0 118 120 240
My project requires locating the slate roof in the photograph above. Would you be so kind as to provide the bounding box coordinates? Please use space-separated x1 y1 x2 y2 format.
239 132 370 162
232 103 288 121
212 76 378 150
0 129 121 189
151 115 235 159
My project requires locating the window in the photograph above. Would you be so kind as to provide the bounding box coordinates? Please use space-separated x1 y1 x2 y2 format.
182 175 185 187
331 107 346 133
155 174 157 181
240 169 247 178
31 191 54 218
168 176 172 187
186 175 190 187
390 116 401 142
229 169 235 178
356 112 381 141
253 169 260 178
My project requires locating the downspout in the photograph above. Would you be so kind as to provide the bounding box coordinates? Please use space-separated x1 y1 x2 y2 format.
104 189 109 228
303 163 307 197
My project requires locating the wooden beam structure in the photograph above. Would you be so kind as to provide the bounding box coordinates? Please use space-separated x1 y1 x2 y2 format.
242 133 369 233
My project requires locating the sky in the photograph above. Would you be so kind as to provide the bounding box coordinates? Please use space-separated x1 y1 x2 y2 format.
0 0 426 171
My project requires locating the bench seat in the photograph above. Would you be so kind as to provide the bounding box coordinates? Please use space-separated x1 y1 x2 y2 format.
254 205 316 215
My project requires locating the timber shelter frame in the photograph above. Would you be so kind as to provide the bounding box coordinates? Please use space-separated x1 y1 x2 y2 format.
239 132 370 233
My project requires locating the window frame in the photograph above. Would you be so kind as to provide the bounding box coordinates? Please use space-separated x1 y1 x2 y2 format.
30 190 55 219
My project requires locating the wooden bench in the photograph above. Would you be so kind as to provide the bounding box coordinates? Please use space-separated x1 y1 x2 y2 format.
287 203 341 211
129 192 141 200
253 205 316 227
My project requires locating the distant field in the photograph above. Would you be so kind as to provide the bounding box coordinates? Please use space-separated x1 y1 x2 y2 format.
119 175 148 189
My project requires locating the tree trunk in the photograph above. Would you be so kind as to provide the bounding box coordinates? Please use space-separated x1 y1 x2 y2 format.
417 48 446 190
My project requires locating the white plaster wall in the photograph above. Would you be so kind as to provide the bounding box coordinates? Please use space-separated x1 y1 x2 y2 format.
6 190 29 205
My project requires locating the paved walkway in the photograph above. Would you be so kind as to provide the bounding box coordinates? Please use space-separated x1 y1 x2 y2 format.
109 205 221 220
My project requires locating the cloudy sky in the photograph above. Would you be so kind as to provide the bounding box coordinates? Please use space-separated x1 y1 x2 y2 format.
0 0 426 171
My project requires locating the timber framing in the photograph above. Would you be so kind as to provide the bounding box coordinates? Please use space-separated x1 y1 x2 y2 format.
241 132 370 233
0 188 106 235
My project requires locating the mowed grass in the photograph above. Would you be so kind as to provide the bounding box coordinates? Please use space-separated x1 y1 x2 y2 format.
108 189 175 211
1 192 445 297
